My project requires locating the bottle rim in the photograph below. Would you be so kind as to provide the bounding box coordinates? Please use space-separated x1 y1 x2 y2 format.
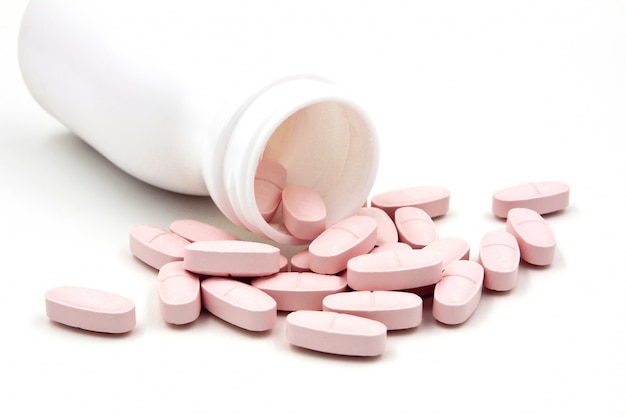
205 77 379 245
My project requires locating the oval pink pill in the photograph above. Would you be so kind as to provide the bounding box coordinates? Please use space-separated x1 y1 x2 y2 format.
347 249 443 291
157 261 201 325
129 224 190 270
422 237 471 269
279 254 289 272
281 185 327 240
200 277 277 331
505 208 556 266
492 181 570 218
478 230 520 291
184 240 281 277
308 215 378 274
356 206 398 246
45 286 135 333
255 159 287 222
369 241 413 254
169 219 240 242
432 260 484 325
251 272 347 311
323 290 422 330
394 206 438 249
370 185 450 218
290 248 312 272
286 310 387 356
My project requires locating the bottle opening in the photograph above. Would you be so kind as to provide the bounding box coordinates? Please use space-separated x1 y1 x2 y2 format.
261 100 375 224
215 78 379 245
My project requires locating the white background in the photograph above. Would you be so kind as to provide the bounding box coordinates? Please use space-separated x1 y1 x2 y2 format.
1 1 625 416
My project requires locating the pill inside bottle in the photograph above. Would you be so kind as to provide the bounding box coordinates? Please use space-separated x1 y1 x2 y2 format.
240 99 378 245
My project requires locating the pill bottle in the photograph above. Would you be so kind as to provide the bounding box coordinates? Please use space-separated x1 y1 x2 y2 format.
17 0 379 245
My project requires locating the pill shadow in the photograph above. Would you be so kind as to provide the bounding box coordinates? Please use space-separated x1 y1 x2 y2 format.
541 209 571 220
164 312 210 331
479 206 571 222
481 287 517 298
199 311 276 340
286 344 386 363
418 296 437 327
519 261 553 273
46 319 137 339
387 326 420 338
129 256 161 275
419 295 484 330
37 130 158 197
38 131 235 229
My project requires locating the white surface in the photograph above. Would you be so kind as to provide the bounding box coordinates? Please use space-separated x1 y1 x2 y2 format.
1 1 625 416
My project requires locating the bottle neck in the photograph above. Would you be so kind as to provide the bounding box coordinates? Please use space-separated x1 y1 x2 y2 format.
205 77 379 245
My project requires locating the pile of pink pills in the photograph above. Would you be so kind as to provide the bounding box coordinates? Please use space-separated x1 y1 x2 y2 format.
44 180 570 357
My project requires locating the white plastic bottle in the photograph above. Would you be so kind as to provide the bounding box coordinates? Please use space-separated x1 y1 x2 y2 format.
18 0 379 245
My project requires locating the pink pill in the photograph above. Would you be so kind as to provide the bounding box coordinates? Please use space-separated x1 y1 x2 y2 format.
254 159 287 222
422 237 471 269
356 206 398 246
323 290 423 330
370 185 450 218
505 208 556 266
286 310 387 356
290 248 312 272
157 261 201 325
45 286 135 334
251 272 347 311
478 231 520 291
347 249 443 291
394 206 438 249
129 224 190 270
184 240 281 277
308 215 378 275
492 181 570 218
169 219 240 242
281 185 327 240
279 255 289 272
432 260 484 325
200 277 276 331
369 241 412 254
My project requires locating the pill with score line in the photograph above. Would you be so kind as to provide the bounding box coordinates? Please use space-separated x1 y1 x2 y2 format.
432 260 484 325
370 185 450 218
308 215 377 274
492 181 570 218
281 185 327 240
322 290 423 330
251 272 347 311
394 206 438 249
285 310 387 357
157 261 201 325
254 158 287 222
129 224 190 270
505 208 556 266
45 286 136 334
478 230 520 291
347 249 443 291
200 277 277 331
184 240 281 277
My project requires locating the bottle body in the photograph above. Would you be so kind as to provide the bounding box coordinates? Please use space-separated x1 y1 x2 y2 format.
18 0 379 244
